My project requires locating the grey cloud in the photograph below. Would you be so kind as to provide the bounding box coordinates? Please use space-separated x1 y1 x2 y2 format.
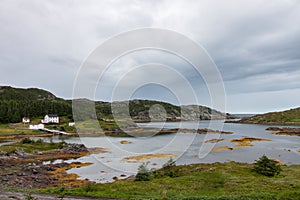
0 0 299 112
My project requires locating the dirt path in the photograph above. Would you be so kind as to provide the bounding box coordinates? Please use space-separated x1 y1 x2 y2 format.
0 190 117 200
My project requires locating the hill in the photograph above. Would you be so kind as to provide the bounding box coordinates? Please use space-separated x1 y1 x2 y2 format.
237 107 300 125
0 86 72 123
0 86 58 101
0 86 233 123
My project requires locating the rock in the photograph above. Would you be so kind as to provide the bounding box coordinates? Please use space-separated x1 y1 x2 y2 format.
14 148 25 157
63 144 88 153
0 151 8 157
266 127 283 131
17 172 26 176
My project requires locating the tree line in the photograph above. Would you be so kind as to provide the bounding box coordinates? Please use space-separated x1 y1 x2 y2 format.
0 100 72 123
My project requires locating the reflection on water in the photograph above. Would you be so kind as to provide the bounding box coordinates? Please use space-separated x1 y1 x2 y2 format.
34 120 300 183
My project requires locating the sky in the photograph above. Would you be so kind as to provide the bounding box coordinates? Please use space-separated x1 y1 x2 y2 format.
1 0 300 113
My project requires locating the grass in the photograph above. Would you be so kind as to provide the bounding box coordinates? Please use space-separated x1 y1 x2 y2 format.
0 123 42 136
0 117 76 137
39 162 300 199
75 119 134 131
0 138 65 154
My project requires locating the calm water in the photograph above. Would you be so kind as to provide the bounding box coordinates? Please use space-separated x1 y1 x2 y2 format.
35 121 300 183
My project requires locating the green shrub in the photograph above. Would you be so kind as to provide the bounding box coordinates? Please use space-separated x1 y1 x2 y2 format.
20 138 34 144
158 158 179 178
253 155 282 177
35 139 44 144
135 162 152 181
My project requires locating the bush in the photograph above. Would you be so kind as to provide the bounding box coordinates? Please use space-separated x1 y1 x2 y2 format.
161 158 179 178
35 139 44 144
135 162 152 181
20 138 34 144
152 158 179 178
253 155 282 177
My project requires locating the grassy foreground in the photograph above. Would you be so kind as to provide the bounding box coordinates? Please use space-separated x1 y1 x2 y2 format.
40 162 300 199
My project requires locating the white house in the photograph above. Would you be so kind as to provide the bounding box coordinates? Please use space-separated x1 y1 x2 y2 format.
22 117 30 123
68 122 75 126
29 124 44 130
41 114 59 124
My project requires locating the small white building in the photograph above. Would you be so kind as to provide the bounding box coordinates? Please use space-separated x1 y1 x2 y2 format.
29 124 44 130
41 114 59 124
68 122 75 126
22 117 30 123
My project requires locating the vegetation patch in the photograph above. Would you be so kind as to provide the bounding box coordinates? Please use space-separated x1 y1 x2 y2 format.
236 107 300 125
48 162 93 188
122 153 175 163
120 140 132 144
0 138 65 155
230 137 271 146
211 146 241 152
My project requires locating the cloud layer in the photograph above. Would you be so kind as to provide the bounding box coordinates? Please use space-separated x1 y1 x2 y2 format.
1 0 300 113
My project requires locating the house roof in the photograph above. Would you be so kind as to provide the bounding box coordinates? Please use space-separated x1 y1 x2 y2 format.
47 114 58 117
23 117 30 120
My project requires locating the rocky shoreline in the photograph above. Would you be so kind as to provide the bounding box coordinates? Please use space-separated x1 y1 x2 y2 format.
266 127 300 136
0 143 100 189
95 127 233 137
225 120 300 126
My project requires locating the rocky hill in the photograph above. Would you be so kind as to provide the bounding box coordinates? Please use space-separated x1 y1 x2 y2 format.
0 86 234 123
237 107 300 125
119 100 233 121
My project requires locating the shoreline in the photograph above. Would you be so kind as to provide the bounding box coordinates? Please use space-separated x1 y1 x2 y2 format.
225 120 300 126
0 141 108 189
266 127 300 136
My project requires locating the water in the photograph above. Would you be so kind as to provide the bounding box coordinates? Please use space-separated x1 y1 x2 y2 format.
33 121 300 183
0 141 14 146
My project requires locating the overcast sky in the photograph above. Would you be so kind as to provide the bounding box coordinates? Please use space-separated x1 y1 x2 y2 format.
1 0 300 113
